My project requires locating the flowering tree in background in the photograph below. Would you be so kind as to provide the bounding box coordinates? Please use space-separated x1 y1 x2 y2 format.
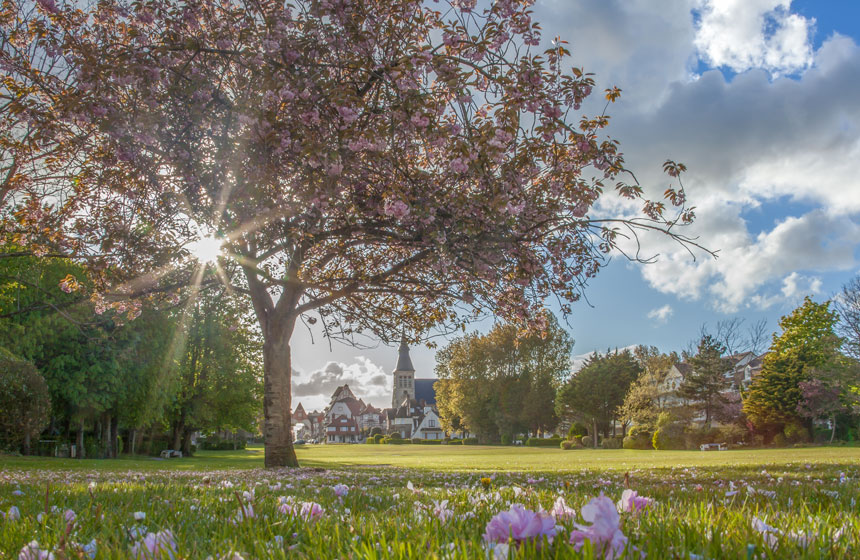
2 0 701 467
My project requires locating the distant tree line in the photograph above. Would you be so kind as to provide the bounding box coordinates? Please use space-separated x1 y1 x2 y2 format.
0 255 262 457
434 277 860 449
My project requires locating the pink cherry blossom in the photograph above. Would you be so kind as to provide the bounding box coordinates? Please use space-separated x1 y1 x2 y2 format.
569 494 627 560
483 504 557 545
383 199 410 219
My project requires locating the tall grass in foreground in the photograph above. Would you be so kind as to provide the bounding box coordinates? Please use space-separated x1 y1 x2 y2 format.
0 461 857 558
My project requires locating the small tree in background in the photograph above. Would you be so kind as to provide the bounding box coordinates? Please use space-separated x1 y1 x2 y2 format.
0 350 51 454
744 297 842 438
678 335 728 428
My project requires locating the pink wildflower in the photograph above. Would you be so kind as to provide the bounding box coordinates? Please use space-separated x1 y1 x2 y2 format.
616 489 653 514
18 541 54 560
299 502 324 522
433 500 454 522
483 504 557 545
332 484 349 497
130 530 176 559
550 497 576 521
569 494 627 560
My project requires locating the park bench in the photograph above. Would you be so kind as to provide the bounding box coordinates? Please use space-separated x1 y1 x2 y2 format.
159 449 183 459
699 443 727 451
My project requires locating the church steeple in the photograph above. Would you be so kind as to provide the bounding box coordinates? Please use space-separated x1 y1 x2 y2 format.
396 336 415 372
392 336 416 408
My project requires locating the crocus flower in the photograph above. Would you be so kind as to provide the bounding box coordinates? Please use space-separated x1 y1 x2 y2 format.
7 506 21 521
130 530 177 559
133 511 146 521
616 489 653 514
550 497 576 521
332 484 349 497
299 502 324 522
18 541 54 560
433 500 454 522
569 495 627 560
483 504 557 545
64 509 77 524
751 517 780 549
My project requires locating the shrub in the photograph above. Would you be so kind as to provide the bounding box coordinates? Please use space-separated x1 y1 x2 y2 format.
412 439 442 445
623 433 652 450
601 436 623 449
0 350 51 455
365 437 377 444
500 434 512 446
784 422 811 444
716 424 747 444
684 428 720 450
568 422 588 439
772 433 788 447
389 432 402 440
448 438 462 445
370 427 383 437
463 437 479 445
526 437 563 447
581 435 593 448
560 440 574 450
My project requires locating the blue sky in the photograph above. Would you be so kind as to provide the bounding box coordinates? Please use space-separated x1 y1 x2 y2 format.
289 0 860 411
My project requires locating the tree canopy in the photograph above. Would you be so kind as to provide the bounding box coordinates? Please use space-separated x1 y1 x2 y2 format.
744 297 841 436
435 313 573 442
3 0 700 466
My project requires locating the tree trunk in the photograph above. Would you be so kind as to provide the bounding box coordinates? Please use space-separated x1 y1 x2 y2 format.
130 428 137 456
102 414 112 459
181 430 192 456
110 417 119 457
22 424 31 456
830 414 836 444
592 418 598 448
77 420 85 459
263 315 299 468
172 414 185 451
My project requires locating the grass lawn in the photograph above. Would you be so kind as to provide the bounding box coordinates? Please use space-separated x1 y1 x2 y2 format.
2 443 859 472
2 446 859 558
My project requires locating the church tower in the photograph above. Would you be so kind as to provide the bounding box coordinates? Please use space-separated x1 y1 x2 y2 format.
391 337 416 408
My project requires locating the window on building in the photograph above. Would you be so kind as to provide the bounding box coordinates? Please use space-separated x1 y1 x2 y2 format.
428 419 435 427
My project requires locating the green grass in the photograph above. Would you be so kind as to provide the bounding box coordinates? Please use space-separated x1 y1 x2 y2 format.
1 446 859 558
2 444 859 472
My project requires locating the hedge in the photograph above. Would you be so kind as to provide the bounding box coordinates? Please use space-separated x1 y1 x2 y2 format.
411 438 443 445
463 437 479 445
526 437 563 447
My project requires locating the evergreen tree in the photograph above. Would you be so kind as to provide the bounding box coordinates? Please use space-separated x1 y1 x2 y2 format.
744 297 841 436
678 335 729 428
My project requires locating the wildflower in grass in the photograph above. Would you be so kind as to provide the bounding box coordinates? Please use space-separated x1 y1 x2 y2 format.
6 505 21 521
300 502 325 522
333 484 349 497
433 499 454 521
130 529 177 559
233 503 256 524
64 509 77 523
133 511 146 521
751 517 780 548
18 541 54 560
569 495 627 560
12 489 24 496
550 497 576 521
483 504 557 545
481 477 493 489
616 489 653 514
484 542 510 559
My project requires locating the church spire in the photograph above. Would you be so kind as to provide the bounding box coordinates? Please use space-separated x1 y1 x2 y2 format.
395 336 415 372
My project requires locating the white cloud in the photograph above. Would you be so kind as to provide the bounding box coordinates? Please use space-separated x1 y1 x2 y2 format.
647 304 674 323
693 0 814 75
291 357 390 411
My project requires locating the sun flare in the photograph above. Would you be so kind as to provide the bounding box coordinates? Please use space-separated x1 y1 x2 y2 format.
188 236 223 264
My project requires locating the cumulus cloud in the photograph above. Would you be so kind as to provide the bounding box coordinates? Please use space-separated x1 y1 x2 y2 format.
292 357 390 410
693 0 814 75
647 304 674 323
